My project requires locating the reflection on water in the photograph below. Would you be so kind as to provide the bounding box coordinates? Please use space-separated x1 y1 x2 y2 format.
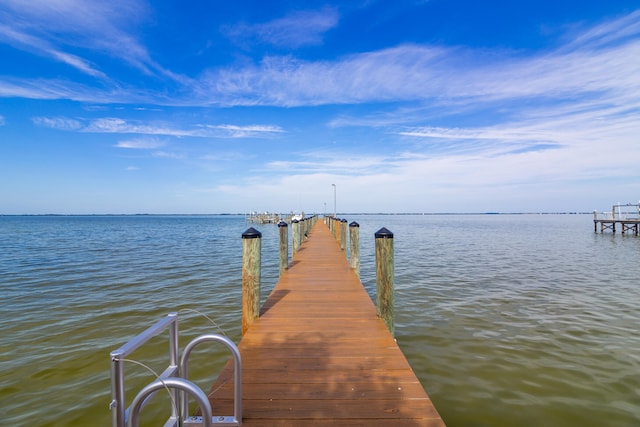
1 214 639 426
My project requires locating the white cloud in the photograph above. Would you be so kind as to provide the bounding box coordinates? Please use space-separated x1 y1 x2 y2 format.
266 150 390 175
0 23 108 79
3 10 638 112
223 7 339 49
115 137 166 149
561 9 640 50
32 116 83 130
31 115 285 138
84 118 284 138
203 46 447 106
84 117 193 136
50 50 107 79
399 126 535 141
200 124 285 138
0 0 183 82
152 151 185 159
201 11 640 110
205 30 640 108
0 77 119 102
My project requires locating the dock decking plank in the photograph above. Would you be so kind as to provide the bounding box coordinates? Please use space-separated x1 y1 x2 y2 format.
207 219 445 426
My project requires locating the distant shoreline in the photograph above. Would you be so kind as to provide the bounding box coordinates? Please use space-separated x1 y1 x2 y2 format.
0 212 593 217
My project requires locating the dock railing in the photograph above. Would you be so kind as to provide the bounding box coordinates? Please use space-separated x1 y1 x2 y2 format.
594 211 614 220
594 203 640 221
109 312 242 427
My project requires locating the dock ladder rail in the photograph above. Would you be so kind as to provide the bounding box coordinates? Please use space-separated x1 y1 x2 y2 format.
109 312 242 427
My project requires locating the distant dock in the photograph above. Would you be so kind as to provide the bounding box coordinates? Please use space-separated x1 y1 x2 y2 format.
593 203 640 235
245 212 301 224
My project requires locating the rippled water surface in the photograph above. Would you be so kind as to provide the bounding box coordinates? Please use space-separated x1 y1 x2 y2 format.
1 214 639 426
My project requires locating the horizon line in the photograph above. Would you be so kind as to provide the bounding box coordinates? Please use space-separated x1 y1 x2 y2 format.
0 211 594 217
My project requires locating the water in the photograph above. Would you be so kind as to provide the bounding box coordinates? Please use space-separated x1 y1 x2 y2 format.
1 214 639 426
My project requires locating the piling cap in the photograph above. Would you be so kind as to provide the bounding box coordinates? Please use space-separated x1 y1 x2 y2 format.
349 221 360 227
277 220 288 227
374 227 394 238
341 218 348 223
242 227 262 239
292 219 299 223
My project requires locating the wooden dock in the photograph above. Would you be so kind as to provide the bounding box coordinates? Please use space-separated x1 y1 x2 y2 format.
594 204 640 235
594 218 640 235
207 219 445 426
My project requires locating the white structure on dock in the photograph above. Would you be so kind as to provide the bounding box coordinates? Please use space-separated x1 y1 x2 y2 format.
593 202 640 234
245 211 304 224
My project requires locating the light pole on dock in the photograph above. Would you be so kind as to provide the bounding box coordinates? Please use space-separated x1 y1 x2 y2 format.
332 184 336 218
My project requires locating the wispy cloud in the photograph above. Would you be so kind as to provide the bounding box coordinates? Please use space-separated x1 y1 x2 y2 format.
0 77 116 102
1 0 638 166
32 116 83 130
561 9 640 50
32 116 285 138
203 10 640 110
204 46 449 106
199 124 285 138
399 126 535 141
115 137 166 149
152 151 185 159
208 31 639 108
0 115 5 125
0 0 183 82
84 118 195 136
0 23 108 78
266 151 390 175
223 7 339 49
3 10 638 113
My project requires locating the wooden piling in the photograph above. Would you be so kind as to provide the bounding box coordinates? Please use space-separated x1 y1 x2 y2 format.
242 227 261 335
375 227 394 335
302 218 309 240
278 220 288 276
292 219 300 256
340 219 347 251
349 221 360 277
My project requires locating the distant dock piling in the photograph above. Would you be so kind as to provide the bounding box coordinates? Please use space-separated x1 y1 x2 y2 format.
278 220 288 276
340 218 347 251
292 219 300 255
349 221 360 277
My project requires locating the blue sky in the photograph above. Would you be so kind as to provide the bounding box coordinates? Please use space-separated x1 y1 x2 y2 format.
1 1 639 214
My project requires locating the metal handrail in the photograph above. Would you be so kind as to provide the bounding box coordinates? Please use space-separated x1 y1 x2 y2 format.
110 312 179 427
109 312 242 427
